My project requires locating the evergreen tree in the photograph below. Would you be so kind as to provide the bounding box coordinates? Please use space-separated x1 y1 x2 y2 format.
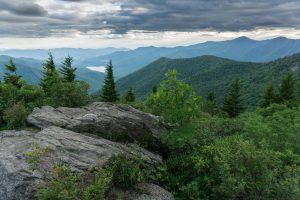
123 87 135 102
152 86 157 94
60 56 77 82
260 83 278 107
101 60 119 102
222 78 243 118
3 59 22 87
40 53 59 94
203 92 218 115
279 72 295 103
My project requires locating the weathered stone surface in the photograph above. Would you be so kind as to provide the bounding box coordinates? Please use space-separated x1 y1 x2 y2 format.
125 183 175 200
27 102 167 142
0 126 162 200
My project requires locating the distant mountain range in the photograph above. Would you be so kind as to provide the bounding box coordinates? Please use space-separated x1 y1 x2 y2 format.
0 55 104 93
78 36 300 77
0 48 129 62
1 36 300 95
116 53 300 109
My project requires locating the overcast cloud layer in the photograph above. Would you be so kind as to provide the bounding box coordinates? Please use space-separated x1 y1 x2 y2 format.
0 0 300 48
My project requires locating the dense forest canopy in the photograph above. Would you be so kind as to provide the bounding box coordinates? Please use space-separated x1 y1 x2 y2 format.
117 53 300 109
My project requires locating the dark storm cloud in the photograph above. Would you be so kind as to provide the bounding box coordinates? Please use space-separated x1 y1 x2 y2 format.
1 0 300 37
107 0 300 33
0 2 47 16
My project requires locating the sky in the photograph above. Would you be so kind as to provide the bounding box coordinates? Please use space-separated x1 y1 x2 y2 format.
1 0 300 49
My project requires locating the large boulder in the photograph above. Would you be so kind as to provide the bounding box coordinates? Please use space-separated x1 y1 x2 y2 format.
0 126 162 200
27 102 168 143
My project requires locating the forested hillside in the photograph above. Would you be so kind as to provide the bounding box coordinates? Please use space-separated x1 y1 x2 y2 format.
117 53 300 108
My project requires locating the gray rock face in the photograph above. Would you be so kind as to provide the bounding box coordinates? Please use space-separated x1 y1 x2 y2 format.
0 126 162 200
27 102 167 142
125 183 175 200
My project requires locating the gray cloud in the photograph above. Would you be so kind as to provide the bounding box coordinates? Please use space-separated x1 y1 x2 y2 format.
0 2 47 16
0 0 300 37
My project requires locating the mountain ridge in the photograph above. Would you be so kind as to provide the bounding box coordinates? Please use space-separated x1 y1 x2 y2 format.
78 37 300 77
116 53 300 108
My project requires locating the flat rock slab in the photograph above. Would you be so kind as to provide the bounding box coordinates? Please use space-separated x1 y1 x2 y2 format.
27 102 167 142
0 126 162 200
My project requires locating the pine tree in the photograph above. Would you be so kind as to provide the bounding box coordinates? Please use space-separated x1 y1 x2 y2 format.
60 56 77 82
279 72 295 103
123 87 135 102
152 86 157 94
222 78 243 118
3 59 22 87
259 83 278 107
40 52 59 94
203 92 218 115
101 60 119 102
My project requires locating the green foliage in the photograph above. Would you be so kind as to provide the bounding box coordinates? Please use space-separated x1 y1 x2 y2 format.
148 76 300 200
109 154 145 189
36 155 145 200
0 82 44 129
123 87 135 102
60 56 77 82
117 54 300 109
222 78 244 118
279 72 296 106
163 114 243 152
3 101 28 129
46 80 90 107
24 144 51 171
202 92 218 115
152 135 300 200
83 169 113 200
145 70 201 124
259 83 278 107
0 54 91 129
101 60 119 102
244 104 300 154
40 53 58 95
36 163 114 200
36 164 82 200
3 59 22 87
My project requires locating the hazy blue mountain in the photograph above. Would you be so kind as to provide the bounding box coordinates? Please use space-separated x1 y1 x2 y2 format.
79 37 300 77
116 53 300 109
0 55 104 92
0 48 129 62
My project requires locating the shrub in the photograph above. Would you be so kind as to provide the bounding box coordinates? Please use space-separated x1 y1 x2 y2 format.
24 144 51 171
36 164 81 200
151 135 300 200
47 80 90 107
145 70 201 124
3 101 27 129
109 154 145 189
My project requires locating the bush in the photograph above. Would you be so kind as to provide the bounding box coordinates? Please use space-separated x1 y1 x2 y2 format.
36 164 113 200
145 70 201 124
36 164 81 200
3 101 27 129
163 114 243 152
151 135 300 200
244 105 300 153
109 154 145 189
47 80 90 107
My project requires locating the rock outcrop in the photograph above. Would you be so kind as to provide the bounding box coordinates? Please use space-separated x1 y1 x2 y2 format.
0 126 162 200
125 183 175 200
27 102 168 142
